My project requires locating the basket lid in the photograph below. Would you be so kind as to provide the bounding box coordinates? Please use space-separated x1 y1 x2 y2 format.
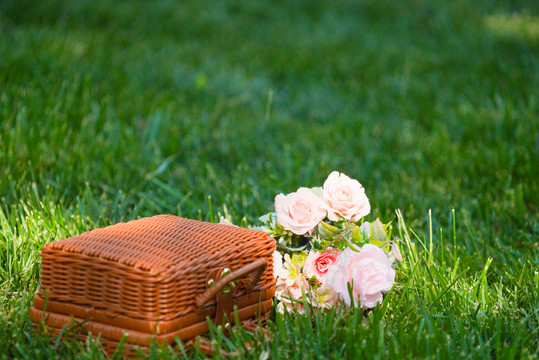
44 215 272 275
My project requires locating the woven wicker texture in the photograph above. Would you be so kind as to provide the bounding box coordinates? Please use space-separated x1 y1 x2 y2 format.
30 296 273 346
36 215 275 321
34 311 270 358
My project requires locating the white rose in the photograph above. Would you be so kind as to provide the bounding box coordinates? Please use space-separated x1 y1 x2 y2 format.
322 171 371 222
275 187 327 235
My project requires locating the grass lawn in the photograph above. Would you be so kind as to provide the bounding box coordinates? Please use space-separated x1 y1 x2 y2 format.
0 0 537 358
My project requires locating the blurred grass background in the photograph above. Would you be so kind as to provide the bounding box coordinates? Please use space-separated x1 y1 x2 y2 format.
0 0 537 358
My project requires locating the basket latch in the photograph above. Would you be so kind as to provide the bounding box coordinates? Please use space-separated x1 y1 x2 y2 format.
195 259 268 324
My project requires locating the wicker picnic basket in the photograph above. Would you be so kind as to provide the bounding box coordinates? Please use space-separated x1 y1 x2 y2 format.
29 215 276 353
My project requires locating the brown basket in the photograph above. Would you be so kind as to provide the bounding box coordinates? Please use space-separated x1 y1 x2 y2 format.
30 215 275 352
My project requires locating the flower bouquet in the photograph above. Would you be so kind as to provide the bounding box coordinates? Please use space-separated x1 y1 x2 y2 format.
259 171 402 313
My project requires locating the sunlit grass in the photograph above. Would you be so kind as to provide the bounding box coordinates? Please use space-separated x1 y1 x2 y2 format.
484 11 539 44
1 204 537 359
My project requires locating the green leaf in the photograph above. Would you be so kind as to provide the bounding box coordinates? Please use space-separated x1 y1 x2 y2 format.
369 237 386 247
372 218 387 242
259 212 275 225
351 225 363 244
318 221 341 237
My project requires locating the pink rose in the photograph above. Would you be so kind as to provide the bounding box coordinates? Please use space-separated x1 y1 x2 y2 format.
303 248 342 283
275 266 309 314
326 244 395 308
313 284 339 308
273 251 283 279
275 276 309 301
322 171 371 222
275 187 327 235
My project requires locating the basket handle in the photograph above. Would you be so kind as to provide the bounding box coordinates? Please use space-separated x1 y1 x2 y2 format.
195 259 268 308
